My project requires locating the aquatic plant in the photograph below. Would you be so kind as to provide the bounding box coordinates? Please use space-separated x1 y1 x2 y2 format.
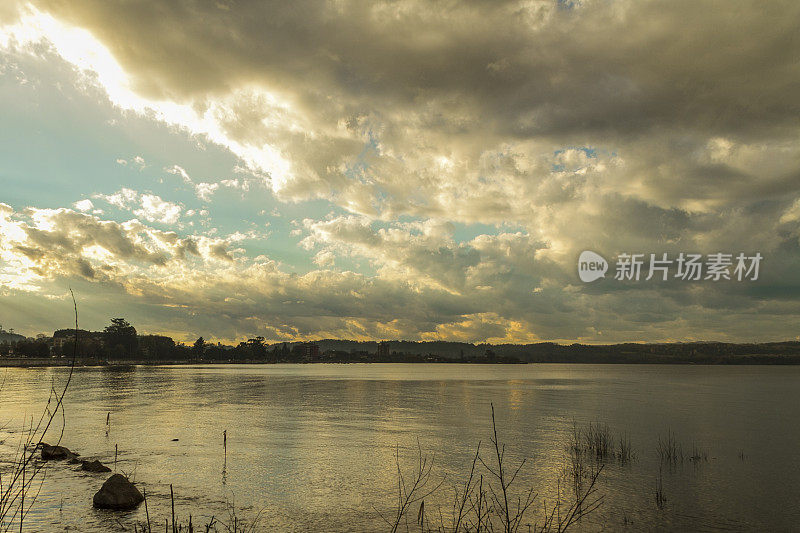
616 432 634 464
132 489 263 533
584 422 612 460
0 290 77 532
382 405 604 533
656 431 683 464
689 443 708 464
654 466 667 510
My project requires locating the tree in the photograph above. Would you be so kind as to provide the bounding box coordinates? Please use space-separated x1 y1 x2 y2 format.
246 336 267 359
192 337 206 360
103 318 138 358
236 336 267 360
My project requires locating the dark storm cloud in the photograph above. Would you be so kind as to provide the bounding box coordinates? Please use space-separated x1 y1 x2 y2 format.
26 0 800 138
3 0 800 343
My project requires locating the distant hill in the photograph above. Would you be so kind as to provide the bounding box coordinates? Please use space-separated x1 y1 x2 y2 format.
269 339 483 359
269 339 800 364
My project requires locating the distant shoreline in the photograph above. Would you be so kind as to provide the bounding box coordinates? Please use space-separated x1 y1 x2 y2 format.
9 326 800 365
3 356 800 367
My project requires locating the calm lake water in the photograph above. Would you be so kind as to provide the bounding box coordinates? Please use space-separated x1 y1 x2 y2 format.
1 363 799 532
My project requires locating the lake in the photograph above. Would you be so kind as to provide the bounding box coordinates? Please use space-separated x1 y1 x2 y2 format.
1 363 799 532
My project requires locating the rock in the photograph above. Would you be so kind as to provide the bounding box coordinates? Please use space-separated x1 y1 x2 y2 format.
93 474 144 510
171 438 179 441
41 445 77 461
68 457 82 465
81 460 111 473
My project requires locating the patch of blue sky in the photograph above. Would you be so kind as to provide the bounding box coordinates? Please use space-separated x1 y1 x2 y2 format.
222 197 335 272
345 132 380 180
323 253 376 276
0 49 237 212
452 222 515 243
0 47 347 272
553 146 597 158
551 146 598 172
557 0 580 10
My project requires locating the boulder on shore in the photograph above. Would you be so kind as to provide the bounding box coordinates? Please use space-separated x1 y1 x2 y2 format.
93 474 144 510
41 445 77 461
81 460 112 473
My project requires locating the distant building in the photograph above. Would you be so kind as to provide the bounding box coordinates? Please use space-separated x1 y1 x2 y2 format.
377 341 390 358
293 343 320 360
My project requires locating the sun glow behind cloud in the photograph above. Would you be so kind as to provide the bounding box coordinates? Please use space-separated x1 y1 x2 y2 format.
0 6 297 191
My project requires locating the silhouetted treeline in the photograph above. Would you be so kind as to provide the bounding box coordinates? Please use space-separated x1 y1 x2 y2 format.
5 318 800 364
0 338 51 358
485 341 800 364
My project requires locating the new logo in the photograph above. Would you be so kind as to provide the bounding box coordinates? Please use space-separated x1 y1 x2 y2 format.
578 250 608 282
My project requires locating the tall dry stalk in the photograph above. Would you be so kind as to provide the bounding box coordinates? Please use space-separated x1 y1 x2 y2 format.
0 289 78 531
383 404 605 533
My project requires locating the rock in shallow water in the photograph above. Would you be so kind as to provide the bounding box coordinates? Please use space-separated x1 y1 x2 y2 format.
93 474 144 510
41 445 77 461
81 459 112 473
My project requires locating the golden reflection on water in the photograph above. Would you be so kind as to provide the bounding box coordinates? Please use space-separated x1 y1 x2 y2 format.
506 379 526 410
1 363 800 531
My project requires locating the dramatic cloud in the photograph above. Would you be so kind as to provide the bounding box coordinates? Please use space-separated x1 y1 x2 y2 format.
5 1 797 212
2 0 800 342
0 204 235 281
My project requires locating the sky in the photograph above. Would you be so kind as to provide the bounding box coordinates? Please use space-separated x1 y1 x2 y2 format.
1 0 800 344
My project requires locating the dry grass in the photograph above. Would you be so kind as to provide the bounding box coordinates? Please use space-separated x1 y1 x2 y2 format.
656 431 683 464
584 423 612 460
688 443 708 464
615 432 633 464
383 405 604 533
0 290 77 532
132 490 263 533
654 466 666 510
